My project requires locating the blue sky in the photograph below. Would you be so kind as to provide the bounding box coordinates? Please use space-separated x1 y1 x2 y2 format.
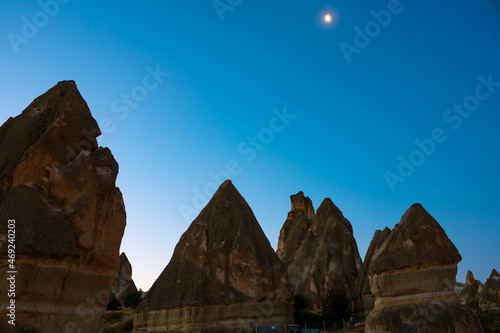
1 0 499 290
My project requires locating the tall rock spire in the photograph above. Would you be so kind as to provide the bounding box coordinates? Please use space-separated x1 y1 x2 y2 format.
277 193 361 309
0 81 126 332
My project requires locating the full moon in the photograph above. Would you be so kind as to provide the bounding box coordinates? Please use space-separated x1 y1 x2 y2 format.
324 14 332 23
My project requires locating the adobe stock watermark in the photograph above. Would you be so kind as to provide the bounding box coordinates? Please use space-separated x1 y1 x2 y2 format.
339 0 412 64
213 0 243 21
98 64 169 144
178 106 296 223
384 74 499 192
7 0 71 54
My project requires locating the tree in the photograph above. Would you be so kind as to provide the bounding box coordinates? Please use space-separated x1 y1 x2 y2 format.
107 293 122 311
293 294 322 325
320 289 352 324
121 289 143 309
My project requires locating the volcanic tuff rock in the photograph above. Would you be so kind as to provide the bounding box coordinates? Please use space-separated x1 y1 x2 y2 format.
0 81 126 332
483 269 500 304
135 180 293 333
351 227 391 321
276 191 315 267
365 204 482 333
278 193 362 309
458 270 484 308
113 252 138 299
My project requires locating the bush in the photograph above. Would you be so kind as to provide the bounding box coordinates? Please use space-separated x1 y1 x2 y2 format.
106 294 122 311
320 289 352 324
121 289 143 309
293 294 323 325
477 308 500 333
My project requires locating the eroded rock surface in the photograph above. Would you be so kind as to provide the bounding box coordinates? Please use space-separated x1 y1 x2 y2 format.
483 269 500 305
135 180 292 332
276 191 315 267
458 270 483 309
0 81 126 332
113 252 138 299
351 227 391 322
277 193 361 309
365 204 482 333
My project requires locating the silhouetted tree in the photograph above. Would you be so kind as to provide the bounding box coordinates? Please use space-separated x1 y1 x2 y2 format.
121 289 143 309
107 293 122 311
321 289 352 324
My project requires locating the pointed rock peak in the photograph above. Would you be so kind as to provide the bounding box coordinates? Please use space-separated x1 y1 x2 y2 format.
189 179 257 234
137 179 291 313
203 179 244 208
51 80 78 91
398 203 431 225
491 269 500 278
25 80 89 116
316 198 340 216
315 198 353 234
466 270 475 284
0 80 102 201
120 252 130 263
370 203 461 275
219 178 233 188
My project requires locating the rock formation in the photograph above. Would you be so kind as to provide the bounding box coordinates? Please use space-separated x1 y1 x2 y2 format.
365 203 482 332
0 81 126 332
483 269 500 305
458 270 484 309
113 252 138 299
135 180 293 332
276 191 315 267
277 193 362 309
351 227 391 322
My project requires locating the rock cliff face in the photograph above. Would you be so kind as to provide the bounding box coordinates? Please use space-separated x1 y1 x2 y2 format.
483 269 500 305
135 180 293 333
351 227 391 321
0 81 126 332
458 270 484 308
365 204 482 333
113 252 138 299
277 193 361 309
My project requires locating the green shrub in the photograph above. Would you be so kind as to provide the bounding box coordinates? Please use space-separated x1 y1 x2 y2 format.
121 289 143 309
320 289 352 324
106 294 122 311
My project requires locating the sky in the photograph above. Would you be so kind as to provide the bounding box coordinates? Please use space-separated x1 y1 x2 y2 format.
1 0 499 291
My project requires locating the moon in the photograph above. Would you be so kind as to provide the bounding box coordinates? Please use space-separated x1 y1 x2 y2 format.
324 14 332 23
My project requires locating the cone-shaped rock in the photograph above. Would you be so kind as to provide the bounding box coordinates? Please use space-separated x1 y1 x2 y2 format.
135 180 293 332
282 196 362 309
276 191 315 267
113 252 138 299
0 81 126 332
365 204 482 332
482 269 500 305
458 270 483 309
351 227 391 322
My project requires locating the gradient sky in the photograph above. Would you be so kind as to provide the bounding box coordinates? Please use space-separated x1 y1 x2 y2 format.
1 0 499 291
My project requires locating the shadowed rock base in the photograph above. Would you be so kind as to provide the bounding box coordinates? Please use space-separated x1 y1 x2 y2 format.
0 261 116 332
365 301 482 333
134 302 292 333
